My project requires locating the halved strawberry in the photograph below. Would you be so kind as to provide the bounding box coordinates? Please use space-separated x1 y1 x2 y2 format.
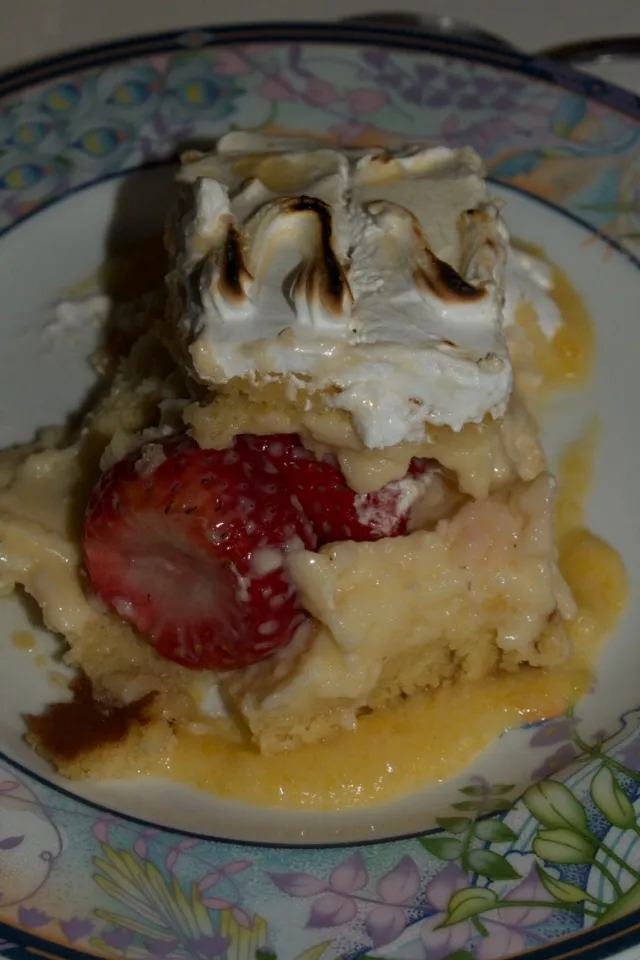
238 434 433 546
82 435 316 671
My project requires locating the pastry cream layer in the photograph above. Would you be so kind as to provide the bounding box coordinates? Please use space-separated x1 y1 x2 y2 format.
5 418 623 810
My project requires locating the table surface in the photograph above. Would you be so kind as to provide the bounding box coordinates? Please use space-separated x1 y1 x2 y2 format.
2 3 640 959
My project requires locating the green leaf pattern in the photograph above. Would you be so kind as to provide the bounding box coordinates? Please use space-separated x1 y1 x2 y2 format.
72 720 640 959
420 720 640 955
533 828 596 864
590 765 637 828
523 781 589 831
440 887 499 926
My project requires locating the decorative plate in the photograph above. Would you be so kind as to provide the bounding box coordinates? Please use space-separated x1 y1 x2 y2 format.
1 20 640 960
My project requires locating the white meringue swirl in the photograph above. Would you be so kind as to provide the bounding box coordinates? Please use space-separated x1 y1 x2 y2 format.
169 136 514 448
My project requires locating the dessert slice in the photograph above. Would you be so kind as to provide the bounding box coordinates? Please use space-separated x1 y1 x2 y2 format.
159 136 575 752
0 136 581 779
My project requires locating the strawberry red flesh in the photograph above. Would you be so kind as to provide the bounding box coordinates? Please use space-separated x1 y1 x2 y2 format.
83 431 433 671
83 435 316 671
237 433 432 546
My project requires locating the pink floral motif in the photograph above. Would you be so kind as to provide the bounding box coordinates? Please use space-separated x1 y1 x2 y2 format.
59 917 94 943
348 88 389 113
201 896 233 910
329 852 368 893
269 871 326 896
529 717 578 747
494 866 554 927
91 820 109 843
303 78 340 106
268 852 421 947
103 929 134 952
133 837 148 858
420 864 474 958
619 737 640 770
222 860 252 876
308 892 358 927
476 925 529 960
165 836 198 872
231 905 252 929
366 903 406 948
17 907 51 928
213 49 251 76
420 910 472 958
198 869 224 893
89 841 262 955
377 855 421 904
257 75 297 101
532 744 579 780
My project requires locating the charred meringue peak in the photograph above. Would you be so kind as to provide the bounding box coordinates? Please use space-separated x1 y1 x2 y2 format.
167 134 514 448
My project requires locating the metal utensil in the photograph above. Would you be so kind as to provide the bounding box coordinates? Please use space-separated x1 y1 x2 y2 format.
341 12 517 52
341 12 640 64
538 36 640 63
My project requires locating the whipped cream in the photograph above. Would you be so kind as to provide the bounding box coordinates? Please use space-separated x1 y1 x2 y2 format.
168 136 513 448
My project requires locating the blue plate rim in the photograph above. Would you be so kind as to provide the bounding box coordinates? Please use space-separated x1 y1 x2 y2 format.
0 19 639 125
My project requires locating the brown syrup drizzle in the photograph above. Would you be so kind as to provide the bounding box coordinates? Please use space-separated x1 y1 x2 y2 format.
26 674 156 762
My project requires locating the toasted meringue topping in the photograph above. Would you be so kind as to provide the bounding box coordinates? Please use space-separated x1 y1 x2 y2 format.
167 136 513 447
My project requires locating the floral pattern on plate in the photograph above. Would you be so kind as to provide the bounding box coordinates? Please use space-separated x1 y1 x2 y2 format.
1 37 640 250
0 711 639 959
1 24 640 960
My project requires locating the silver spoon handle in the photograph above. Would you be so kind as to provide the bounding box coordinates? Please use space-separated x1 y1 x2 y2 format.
341 13 640 64
538 36 640 63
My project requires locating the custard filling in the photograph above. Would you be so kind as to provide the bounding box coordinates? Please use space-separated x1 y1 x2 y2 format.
0 137 625 810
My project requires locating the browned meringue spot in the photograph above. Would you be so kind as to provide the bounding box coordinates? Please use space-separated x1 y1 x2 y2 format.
369 150 393 164
322 383 343 397
218 221 253 304
406 211 485 303
464 207 491 221
413 253 485 303
365 198 486 305
287 195 353 316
